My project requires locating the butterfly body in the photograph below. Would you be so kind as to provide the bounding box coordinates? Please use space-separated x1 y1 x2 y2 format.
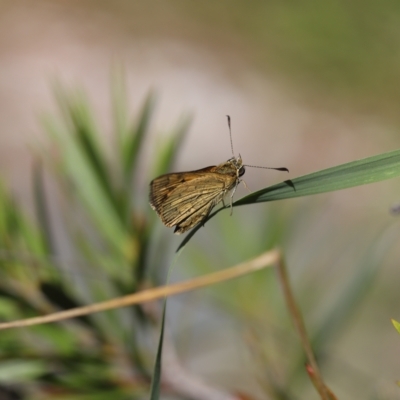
149 156 245 234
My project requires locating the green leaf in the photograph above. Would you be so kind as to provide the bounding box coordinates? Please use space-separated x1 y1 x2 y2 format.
149 301 167 400
0 360 46 383
33 161 55 254
175 205 224 252
43 116 129 255
148 250 184 398
235 148 400 205
151 115 192 179
0 180 46 257
63 93 121 218
123 91 156 181
120 91 156 225
177 148 400 251
392 319 400 334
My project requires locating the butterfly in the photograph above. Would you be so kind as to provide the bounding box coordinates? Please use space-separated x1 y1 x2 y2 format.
149 116 288 234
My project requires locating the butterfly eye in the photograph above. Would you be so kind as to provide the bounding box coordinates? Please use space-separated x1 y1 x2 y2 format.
239 166 245 177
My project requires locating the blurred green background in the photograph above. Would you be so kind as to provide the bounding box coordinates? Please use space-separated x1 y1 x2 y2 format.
0 1 400 399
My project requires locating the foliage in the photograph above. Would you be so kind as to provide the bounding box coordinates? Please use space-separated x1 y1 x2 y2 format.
0 77 190 399
0 78 399 399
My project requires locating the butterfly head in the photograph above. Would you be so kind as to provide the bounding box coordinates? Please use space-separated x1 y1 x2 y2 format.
228 154 245 178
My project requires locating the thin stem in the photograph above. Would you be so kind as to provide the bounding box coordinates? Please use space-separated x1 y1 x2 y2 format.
276 255 336 400
0 249 280 330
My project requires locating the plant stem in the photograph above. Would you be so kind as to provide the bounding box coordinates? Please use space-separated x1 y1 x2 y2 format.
276 255 337 400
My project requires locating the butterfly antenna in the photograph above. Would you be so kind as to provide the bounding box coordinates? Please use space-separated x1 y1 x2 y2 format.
226 115 235 157
226 115 288 172
244 164 289 172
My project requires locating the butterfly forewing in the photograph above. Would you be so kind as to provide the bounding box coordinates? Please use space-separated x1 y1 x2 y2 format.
149 162 240 233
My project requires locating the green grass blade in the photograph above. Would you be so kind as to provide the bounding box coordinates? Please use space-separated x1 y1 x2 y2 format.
151 115 192 179
33 161 55 254
177 148 400 250
149 301 166 400
68 99 120 216
0 182 46 257
43 117 128 255
175 206 224 252
234 148 400 206
54 88 123 219
123 91 156 181
149 250 183 399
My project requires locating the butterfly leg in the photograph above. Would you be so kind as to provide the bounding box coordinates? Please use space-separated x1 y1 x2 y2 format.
229 180 241 216
241 179 251 193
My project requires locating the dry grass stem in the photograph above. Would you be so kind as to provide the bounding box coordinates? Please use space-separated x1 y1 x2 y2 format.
276 256 336 400
0 249 280 330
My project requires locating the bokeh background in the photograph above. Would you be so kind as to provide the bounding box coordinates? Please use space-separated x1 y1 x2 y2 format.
1 1 400 399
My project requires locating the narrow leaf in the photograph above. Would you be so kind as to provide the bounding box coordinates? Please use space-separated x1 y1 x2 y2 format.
43 117 128 255
54 88 122 219
33 161 55 254
149 301 166 400
235 148 400 205
152 115 192 179
123 91 156 180
176 148 400 250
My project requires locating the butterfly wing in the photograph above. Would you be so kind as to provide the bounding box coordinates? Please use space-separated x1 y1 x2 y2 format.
149 166 237 234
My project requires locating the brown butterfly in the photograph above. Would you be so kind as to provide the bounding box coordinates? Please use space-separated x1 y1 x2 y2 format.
149 116 288 234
